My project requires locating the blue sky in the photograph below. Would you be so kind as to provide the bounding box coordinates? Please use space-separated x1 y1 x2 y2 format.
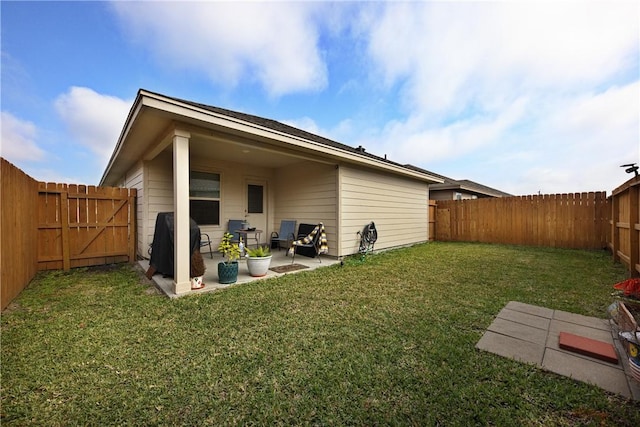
2 1 638 195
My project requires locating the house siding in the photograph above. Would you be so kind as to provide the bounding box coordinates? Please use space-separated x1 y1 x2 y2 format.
122 160 145 257
190 156 275 247
116 143 432 261
135 149 276 257
430 190 457 201
430 189 479 200
339 165 429 255
145 152 173 256
273 161 338 256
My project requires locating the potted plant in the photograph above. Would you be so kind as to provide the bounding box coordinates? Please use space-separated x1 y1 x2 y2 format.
245 245 273 277
217 232 241 284
190 249 206 290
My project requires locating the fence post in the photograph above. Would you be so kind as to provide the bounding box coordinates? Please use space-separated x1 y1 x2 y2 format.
611 192 620 263
630 184 639 277
60 185 70 271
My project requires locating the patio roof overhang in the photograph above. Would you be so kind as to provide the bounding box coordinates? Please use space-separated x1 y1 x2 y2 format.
100 89 444 186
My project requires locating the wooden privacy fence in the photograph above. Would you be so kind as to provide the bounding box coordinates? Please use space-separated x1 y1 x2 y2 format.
2 157 137 310
435 192 609 249
609 176 640 277
38 183 137 271
428 200 436 241
1 158 39 311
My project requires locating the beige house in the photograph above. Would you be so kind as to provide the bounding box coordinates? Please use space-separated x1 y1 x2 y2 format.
100 89 442 295
430 178 512 200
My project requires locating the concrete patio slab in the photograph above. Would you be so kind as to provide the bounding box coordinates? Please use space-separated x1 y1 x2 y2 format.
547 320 613 348
553 310 611 331
488 317 548 346
505 300 554 318
497 307 551 331
139 250 341 298
476 330 545 365
542 348 630 397
476 301 639 400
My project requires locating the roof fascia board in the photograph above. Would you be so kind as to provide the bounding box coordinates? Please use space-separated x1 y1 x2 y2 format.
458 185 482 194
458 184 503 197
432 182 501 197
431 184 460 191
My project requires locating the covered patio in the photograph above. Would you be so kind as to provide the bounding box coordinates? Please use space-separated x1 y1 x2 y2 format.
101 89 441 297
140 250 341 298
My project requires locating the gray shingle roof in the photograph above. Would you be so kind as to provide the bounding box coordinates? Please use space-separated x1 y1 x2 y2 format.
404 163 511 197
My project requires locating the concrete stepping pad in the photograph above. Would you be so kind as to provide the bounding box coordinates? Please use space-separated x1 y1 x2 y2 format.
476 301 639 400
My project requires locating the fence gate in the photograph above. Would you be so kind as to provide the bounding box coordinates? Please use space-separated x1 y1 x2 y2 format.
38 183 136 271
436 207 451 241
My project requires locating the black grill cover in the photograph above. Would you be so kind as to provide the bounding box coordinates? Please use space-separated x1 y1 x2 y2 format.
149 212 201 277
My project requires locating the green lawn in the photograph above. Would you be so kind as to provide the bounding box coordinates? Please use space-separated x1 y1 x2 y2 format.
2 242 639 425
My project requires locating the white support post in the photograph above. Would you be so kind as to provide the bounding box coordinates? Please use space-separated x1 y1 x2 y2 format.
173 130 191 295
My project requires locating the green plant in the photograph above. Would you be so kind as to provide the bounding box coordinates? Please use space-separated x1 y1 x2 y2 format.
217 232 241 264
245 245 271 258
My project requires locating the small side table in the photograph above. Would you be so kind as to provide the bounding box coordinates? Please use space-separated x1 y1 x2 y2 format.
236 229 263 248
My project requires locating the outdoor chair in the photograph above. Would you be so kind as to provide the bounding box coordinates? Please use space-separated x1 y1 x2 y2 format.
270 219 297 252
200 233 213 258
289 222 328 263
227 219 245 243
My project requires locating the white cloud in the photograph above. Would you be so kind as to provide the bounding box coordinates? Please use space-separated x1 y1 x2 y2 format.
26 167 88 186
111 2 329 97
357 2 639 195
453 81 640 195
281 116 357 148
282 116 322 136
54 87 130 162
550 82 640 147
373 97 529 164
96 1 636 196
525 82 640 193
367 2 638 118
0 111 46 162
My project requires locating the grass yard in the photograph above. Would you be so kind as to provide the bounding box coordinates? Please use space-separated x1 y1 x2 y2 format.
2 242 640 425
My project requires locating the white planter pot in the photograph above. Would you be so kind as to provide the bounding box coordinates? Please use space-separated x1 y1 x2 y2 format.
191 276 204 290
246 255 272 277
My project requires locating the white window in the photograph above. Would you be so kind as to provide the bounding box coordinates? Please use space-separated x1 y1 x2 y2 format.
190 171 220 225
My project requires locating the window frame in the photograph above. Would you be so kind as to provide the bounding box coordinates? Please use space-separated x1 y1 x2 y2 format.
189 170 221 226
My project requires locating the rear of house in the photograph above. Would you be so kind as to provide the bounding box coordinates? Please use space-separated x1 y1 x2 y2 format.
101 89 442 293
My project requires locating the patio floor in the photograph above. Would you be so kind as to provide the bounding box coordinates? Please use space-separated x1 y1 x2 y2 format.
139 249 340 298
476 301 640 400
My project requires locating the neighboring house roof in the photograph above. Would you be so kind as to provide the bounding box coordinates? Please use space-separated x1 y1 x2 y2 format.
451 179 513 198
100 89 444 186
404 164 512 198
